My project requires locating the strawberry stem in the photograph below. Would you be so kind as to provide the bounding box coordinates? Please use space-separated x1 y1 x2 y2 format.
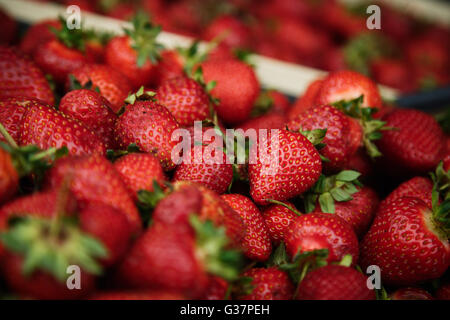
0 122 18 148
265 199 302 216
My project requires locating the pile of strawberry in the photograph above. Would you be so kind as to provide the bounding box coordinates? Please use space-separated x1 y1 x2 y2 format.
0 12 449 301
5 0 449 93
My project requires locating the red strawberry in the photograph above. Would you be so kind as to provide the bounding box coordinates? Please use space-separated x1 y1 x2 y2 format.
315 71 382 110
380 176 434 211
370 58 414 93
114 92 180 171
203 276 228 300
284 213 359 265
0 8 17 45
70 64 133 112
436 283 450 300
173 144 233 195
0 148 18 205
288 79 323 120
19 19 60 56
391 287 433 300
444 153 450 172
152 49 185 86
105 13 162 88
156 76 211 126
406 35 448 71
235 267 294 300
113 152 165 200
237 113 287 143
59 89 118 150
88 290 185 300
262 201 300 245
248 129 322 205
377 109 446 175
288 104 355 172
221 194 272 261
117 218 242 298
201 59 259 125
19 103 106 156
267 90 291 115
296 265 375 300
0 46 54 105
0 97 43 143
45 154 141 233
203 15 251 50
313 186 379 238
360 197 449 285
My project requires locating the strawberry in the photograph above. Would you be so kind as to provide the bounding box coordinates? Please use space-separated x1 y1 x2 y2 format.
262 201 300 245
288 79 323 120
45 154 141 233
33 19 95 84
113 152 166 200
266 90 291 115
360 197 449 285
203 276 229 300
201 59 259 125
406 35 448 72
173 144 233 195
296 265 375 300
19 103 106 156
0 148 18 205
235 267 294 300
152 49 185 86
70 64 133 112
312 186 379 238
0 8 17 45
315 71 382 110
59 89 118 150
156 76 211 126
88 290 185 300
116 218 242 298
377 109 446 175
284 213 359 265
288 105 356 172
221 194 272 261
391 287 433 300
380 176 434 211
237 113 287 143
19 19 60 56
370 58 414 93
0 97 43 143
105 13 163 88
203 15 251 50
0 46 55 105
248 129 322 205
436 283 450 300
114 89 180 171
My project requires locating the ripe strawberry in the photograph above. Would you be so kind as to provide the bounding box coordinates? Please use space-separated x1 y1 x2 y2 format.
377 109 445 175
266 90 291 115
406 35 448 71
203 15 251 50
19 19 60 56
315 71 382 110
88 290 185 300
248 129 322 205
284 213 359 265
152 49 185 86
156 76 211 126
221 194 272 261
0 8 17 45
59 89 118 150
114 152 166 200
105 13 163 88
203 276 229 300
173 144 233 195
201 59 259 125
391 287 433 300
296 265 375 300
33 21 95 84
114 90 180 171
237 113 287 143
0 46 54 105
288 105 356 172
380 176 434 211
70 64 133 112
45 154 141 233
288 79 323 120
116 218 242 298
312 185 379 237
0 97 43 143
235 267 294 300
0 148 18 205
262 201 300 245
172 181 246 247
360 197 449 285
370 58 413 93
19 103 106 156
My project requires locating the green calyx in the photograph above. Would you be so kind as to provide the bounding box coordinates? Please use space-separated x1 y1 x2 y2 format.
125 12 164 67
67 74 100 92
332 95 392 158
137 180 167 210
0 216 107 282
430 162 450 236
124 86 157 105
298 128 328 162
250 90 275 117
303 170 362 214
189 214 243 282
51 16 87 52
106 143 140 161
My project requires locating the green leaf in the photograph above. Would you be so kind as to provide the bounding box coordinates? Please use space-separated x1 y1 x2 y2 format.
318 192 335 214
336 170 361 182
330 187 353 202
